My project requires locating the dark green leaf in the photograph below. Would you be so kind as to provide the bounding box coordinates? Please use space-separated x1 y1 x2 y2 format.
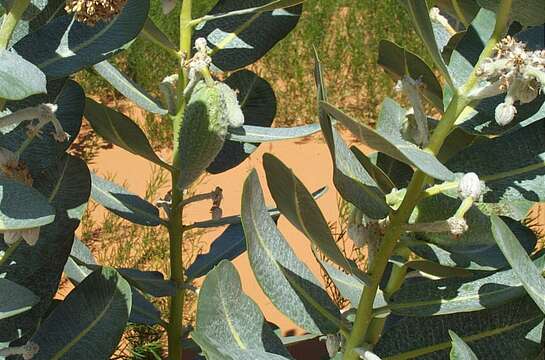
90 173 162 226
0 50 46 100
491 216 545 313
141 17 177 51
406 0 454 87
30 267 131 360
449 330 479 360
447 120 545 207
378 40 444 110
63 237 161 326
193 260 292 359
350 147 396 194
411 195 537 270
208 69 277 174
0 279 39 320
186 188 326 278
375 296 544 359
93 61 167 115
117 268 175 297
389 252 545 316
84 98 170 169
185 223 249 279
478 0 545 26
1 80 85 176
193 0 302 71
434 0 479 26
321 101 455 181
13 0 150 78
263 153 353 274
33 154 91 220
0 178 55 231
241 170 342 334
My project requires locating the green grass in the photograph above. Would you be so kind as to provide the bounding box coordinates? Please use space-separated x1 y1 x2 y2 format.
78 0 428 145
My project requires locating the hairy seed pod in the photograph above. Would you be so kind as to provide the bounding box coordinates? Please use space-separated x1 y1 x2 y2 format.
177 81 244 189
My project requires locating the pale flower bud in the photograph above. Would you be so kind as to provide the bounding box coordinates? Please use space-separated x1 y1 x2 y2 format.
325 334 341 357
495 101 517 126
194 37 209 53
447 217 468 237
458 172 482 200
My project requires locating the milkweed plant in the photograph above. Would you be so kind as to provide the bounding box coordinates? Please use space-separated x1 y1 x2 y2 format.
0 0 544 359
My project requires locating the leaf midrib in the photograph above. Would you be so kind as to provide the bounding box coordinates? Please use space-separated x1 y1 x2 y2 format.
51 286 118 359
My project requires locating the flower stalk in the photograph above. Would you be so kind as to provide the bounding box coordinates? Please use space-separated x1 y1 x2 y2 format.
342 2 513 358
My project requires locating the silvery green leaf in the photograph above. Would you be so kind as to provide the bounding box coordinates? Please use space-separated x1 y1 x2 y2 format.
320 260 385 310
491 216 545 313
315 51 390 219
13 0 150 78
192 260 292 359
321 101 455 181
93 61 167 115
242 170 342 334
388 252 545 316
375 296 544 359
263 153 354 275
0 279 39 320
30 268 132 360
186 188 326 278
0 50 46 100
90 173 162 227
449 330 479 360
447 8 495 89
227 123 320 143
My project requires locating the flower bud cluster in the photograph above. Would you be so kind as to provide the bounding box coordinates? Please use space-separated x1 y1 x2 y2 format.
457 172 483 200
65 0 128 25
471 36 545 126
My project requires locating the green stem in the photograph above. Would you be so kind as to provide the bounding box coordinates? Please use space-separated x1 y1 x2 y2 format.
0 0 30 112
343 4 513 357
451 0 469 28
0 0 29 49
0 239 22 267
167 1 193 359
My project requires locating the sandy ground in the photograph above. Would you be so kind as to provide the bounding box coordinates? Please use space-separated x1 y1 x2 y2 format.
90 130 371 335
89 126 545 336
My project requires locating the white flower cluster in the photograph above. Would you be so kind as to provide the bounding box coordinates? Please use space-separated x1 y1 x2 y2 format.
470 36 545 126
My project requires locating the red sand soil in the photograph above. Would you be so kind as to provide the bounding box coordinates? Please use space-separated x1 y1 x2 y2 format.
90 130 370 335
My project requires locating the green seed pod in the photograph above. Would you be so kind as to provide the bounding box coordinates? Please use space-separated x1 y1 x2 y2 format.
177 81 244 189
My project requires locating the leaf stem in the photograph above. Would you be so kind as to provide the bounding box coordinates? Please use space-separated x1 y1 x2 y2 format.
0 0 30 49
342 3 513 358
167 1 193 359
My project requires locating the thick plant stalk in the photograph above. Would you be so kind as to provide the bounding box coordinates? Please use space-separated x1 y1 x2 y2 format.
342 2 513 359
167 1 193 359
